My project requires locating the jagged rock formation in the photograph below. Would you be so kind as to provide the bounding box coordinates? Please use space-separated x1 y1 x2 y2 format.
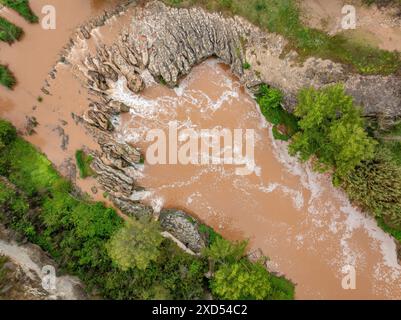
81 1 247 92
159 209 207 253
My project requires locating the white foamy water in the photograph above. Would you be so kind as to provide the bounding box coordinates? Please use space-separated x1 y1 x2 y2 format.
111 59 401 299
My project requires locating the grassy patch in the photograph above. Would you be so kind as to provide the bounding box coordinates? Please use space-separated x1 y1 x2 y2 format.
162 0 401 75
0 64 16 88
0 0 38 23
75 149 95 179
0 16 23 43
255 84 299 141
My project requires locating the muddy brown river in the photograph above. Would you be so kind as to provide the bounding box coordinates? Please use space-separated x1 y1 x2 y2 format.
115 60 401 299
1 0 401 300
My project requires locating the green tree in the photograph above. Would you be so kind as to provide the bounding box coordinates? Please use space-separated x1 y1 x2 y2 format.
106 217 164 271
211 261 272 300
203 237 247 265
289 84 376 182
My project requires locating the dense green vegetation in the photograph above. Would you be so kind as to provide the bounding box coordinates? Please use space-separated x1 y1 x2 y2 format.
203 235 294 300
163 0 401 75
0 16 23 43
75 149 95 178
0 0 38 23
255 82 401 242
343 148 401 230
242 61 251 69
0 119 293 300
0 64 16 88
289 84 377 183
380 122 401 166
0 124 206 298
255 84 298 141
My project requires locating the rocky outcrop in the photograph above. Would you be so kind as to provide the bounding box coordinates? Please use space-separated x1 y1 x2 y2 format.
243 22 401 124
159 209 207 253
0 224 87 300
79 1 248 96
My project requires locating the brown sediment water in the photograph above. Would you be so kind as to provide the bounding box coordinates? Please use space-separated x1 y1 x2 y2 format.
115 59 401 299
0 0 125 200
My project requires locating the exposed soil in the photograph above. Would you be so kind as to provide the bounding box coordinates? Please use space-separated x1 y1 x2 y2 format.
300 0 401 51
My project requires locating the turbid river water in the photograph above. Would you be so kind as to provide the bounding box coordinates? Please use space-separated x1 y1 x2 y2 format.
0 0 121 198
114 60 401 299
1 0 401 300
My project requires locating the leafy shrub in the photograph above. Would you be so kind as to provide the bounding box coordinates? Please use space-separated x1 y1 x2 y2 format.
211 261 272 299
106 217 164 271
0 119 17 151
0 120 17 174
204 237 295 300
255 84 299 139
289 84 377 182
242 61 251 69
199 223 223 245
203 237 247 265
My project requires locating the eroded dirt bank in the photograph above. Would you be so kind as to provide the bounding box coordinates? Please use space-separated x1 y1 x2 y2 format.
300 0 401 52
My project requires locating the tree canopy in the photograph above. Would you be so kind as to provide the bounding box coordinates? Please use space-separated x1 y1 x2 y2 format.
211 261 273 300
106 217 164 271
289 84 377 182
